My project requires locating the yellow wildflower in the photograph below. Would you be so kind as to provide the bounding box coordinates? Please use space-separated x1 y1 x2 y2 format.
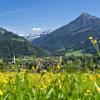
89 75 96 81
0 90 3 96
56 65 61 69
86 90 90 93
91 39 97 44
47 79 50 82
96 74 100 78
88 36 93 40
2 79 8 84
84 89 90 96
97 88 100 92
82 80 85 82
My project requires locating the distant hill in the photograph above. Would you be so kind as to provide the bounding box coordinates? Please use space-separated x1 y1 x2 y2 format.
32 13 100 55
0 28 49 58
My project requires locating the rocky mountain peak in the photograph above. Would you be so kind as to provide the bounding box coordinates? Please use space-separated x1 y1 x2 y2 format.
79 12 97 20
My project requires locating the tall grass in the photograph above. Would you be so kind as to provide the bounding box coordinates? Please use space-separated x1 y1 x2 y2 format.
0 71 100 99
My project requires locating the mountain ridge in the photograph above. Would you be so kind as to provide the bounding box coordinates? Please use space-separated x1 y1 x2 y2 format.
25 30 52 42
0 27 49 58
32 12 100 55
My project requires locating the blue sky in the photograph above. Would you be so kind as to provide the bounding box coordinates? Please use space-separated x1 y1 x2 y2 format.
0 0 100 35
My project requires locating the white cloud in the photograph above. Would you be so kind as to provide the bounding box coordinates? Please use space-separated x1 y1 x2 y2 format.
18 34 25 37
32 27 41 32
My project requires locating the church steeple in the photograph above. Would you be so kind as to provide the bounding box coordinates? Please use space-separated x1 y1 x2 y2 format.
12 55 16 64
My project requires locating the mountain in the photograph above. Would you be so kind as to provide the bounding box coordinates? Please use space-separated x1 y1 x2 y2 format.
0 28 49 58
25 30 51 42
25 34 40 42
32 12 100 55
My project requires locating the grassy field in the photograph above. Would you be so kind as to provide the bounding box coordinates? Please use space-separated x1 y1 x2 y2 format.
65 50 93 57
0 71 100 100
